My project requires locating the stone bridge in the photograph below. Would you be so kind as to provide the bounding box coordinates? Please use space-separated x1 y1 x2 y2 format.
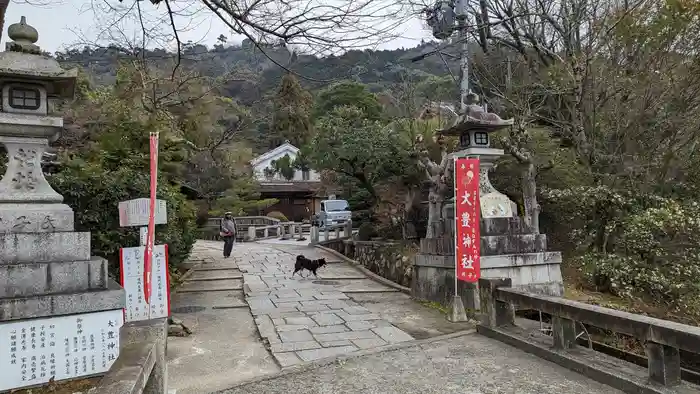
165 240 700 394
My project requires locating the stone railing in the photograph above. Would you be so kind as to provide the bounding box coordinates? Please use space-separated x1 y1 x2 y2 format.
246 223 283 240
312 221 353 245
278 221 311 240
201 216 281 241
478 278 700 393
90 318 167 393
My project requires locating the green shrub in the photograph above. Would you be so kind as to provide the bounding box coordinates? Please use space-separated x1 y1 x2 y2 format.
357 222 377 241
573 199 700 313
50 162 199 280
267 211 288 222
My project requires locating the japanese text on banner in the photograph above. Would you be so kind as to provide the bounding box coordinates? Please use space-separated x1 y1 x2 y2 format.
454 157 481 283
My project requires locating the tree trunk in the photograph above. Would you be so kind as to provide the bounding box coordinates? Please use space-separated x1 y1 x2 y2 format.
426 191 440 239
402 187 418 240
0 0 10 43
521 161 540 233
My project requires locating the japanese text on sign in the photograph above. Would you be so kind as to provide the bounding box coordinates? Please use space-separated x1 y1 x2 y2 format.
120 244 171 322
0 309 123 392
454 157 481 283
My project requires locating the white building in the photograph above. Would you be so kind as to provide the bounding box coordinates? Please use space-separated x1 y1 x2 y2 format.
250 141 321 182
249 142 330 221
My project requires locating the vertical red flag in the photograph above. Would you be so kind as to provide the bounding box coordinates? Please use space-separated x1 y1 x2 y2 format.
454 157 481 283
144 132 159 304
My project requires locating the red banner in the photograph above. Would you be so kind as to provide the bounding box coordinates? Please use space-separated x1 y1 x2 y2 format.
454 157 481 282
143 132 159 304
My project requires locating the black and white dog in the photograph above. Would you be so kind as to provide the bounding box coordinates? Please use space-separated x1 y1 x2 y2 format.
292 255 327 278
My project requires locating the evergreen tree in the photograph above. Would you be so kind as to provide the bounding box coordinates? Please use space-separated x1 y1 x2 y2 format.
270 73 313 147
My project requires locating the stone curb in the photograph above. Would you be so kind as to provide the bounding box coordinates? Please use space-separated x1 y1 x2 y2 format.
213 329 476 392
315 245 411 294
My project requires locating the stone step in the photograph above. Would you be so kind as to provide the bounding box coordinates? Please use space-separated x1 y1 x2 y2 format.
0 257 108 298
0 279 125 321
0 231 90 263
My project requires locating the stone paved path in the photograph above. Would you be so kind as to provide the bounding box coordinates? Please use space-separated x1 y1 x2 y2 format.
168 240 470 393
218 332 625 394
234 243 416 367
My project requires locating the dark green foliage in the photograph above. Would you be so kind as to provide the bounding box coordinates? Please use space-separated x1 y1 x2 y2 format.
50 162 198 279
271 74 313 147
267 211 289 222
271 154 295 180
357 222 378 241
313 82 383 120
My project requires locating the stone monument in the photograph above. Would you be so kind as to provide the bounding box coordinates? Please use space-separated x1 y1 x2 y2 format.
0 17 125 391
411 94 564 313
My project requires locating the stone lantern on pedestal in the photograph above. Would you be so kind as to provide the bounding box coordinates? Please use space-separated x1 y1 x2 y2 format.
0 17 126 392
411 94 564 314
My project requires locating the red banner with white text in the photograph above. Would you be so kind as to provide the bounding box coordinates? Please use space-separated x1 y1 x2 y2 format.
143 132 159 304
454 157 481 283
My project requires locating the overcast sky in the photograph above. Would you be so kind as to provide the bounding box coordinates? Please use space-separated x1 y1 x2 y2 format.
7 0 433 54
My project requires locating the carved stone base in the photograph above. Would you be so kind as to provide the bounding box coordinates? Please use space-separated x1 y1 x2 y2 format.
0 136 63 203
0 203 74 233
0 231 90 263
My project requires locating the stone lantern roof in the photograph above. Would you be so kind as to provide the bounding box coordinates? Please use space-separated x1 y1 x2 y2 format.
438 93 514 136
0 16 77 98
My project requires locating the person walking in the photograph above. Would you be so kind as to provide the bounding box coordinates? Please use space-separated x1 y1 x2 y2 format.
220 212 237 258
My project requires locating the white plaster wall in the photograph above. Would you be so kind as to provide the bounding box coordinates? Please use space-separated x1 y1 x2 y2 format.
252 149 320 182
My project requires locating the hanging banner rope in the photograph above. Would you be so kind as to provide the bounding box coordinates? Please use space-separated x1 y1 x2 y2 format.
144 132 159 305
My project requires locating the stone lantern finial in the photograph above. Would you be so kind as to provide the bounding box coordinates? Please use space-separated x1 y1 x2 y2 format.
6 16 40 54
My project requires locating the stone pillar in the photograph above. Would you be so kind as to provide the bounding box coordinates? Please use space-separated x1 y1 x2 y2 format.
0 17 125 393
310 226 319 244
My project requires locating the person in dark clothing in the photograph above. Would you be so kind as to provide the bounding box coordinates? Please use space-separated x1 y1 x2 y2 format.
220 212 237 258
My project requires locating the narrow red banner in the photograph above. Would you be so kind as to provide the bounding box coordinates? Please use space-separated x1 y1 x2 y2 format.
454 157 481 283
143 132 159 304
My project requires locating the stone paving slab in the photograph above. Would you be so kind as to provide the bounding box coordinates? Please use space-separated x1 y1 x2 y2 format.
234 243 416 367
219 332 625 394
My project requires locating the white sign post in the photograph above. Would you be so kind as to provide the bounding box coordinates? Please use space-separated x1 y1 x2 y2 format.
120 245 171 322
118 198 169 322
0 309 124 392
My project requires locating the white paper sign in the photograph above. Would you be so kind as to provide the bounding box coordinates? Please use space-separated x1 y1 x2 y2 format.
118 199 167 227
0 309 124 392
120 245 170 322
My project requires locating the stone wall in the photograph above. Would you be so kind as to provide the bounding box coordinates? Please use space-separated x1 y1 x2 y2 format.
318 238 345 254
319 239 413 288
352 241 412 288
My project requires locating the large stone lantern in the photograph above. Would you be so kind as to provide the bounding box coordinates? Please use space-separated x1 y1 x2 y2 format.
0 16 77 230
438 93 517 218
